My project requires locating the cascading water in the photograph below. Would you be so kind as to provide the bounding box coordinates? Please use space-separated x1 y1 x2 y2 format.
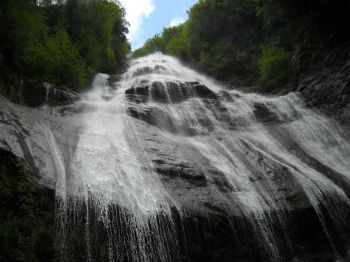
1 53 349 261
56 72 178 262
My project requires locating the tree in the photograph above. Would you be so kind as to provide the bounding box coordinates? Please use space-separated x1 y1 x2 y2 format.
0 0 130 96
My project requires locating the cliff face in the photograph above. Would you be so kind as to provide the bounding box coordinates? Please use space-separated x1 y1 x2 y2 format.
297 47 350 130
0 54 349 261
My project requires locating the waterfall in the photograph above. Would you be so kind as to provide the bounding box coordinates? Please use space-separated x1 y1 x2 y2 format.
8 53 349 261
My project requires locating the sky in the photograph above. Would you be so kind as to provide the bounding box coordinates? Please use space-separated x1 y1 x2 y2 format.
119 0 198 50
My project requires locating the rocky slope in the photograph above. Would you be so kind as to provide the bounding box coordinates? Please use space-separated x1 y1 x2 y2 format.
0 54 349 261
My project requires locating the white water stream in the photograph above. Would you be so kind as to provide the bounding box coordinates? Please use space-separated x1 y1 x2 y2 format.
37 53 350 261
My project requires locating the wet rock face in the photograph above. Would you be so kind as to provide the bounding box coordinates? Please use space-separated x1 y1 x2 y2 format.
121 72 350 216
132 65 168 77
166 82 186 102
121 60 349 261
3 75 346 218
190 83 217 99
1 55 350 261
0 95 82 188
15 79 79 107
125 81 217 104
252 102 281 123
125 84 150 103
125 82 302 134
150 82 169 102
125 81 238 134
297 47 350 130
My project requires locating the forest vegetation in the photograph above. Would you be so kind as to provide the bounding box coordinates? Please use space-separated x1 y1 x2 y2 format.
0 0 130 100
133 0 350 91
0 150 55 262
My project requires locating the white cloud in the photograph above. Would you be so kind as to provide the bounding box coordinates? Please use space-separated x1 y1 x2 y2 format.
169 17 186 27
119 0 155 40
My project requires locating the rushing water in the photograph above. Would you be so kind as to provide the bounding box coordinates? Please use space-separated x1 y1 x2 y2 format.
2 53 349 261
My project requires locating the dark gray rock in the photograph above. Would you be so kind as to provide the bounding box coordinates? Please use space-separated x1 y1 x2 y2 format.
132 66 153 77
187 82 218 99
252 102 280 123
17 80 79 107
150 82 168 102
165 82 187 103
297 47 350 130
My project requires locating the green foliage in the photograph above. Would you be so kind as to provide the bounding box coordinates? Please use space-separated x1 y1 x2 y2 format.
162 25 188 59
0 0 47 75
132 35 167 58
133 0 262 81
64 0 129 73
133 0 350 91
132 24 190 60
26 29 87 90
258 44 292 90
0 150 55 262
253 0 350 79
0 0 130 97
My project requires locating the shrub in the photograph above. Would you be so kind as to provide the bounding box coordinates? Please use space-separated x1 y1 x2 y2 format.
258 45 292 90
